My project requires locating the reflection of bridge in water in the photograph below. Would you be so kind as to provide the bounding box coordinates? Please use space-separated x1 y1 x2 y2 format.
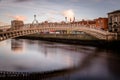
0 24 117 41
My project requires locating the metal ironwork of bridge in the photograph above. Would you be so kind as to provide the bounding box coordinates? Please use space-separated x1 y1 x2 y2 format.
0 23 117 41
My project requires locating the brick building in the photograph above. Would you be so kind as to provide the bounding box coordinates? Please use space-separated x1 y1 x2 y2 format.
95 17 108 30
11 20 24 30
108 10 120 32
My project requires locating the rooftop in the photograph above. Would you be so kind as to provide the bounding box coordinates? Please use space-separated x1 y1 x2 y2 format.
108 10 120 14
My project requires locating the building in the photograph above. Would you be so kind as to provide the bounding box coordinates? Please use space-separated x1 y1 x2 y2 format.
11 20 24 30
95 17 108 30
0 25 11 32
108 10 120 32
80 19 88 25
87 20 96 27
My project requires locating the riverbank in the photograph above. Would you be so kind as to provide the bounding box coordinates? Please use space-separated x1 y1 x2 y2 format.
17 34 120 51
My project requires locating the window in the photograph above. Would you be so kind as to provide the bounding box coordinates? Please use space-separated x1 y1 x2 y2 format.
115 16 118 22
109 17 112 23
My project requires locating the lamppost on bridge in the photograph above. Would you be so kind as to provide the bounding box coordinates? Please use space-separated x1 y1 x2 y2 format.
65 17 67 23
32 14 39 27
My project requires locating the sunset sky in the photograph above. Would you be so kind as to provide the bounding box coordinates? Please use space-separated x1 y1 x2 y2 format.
0 0 120 25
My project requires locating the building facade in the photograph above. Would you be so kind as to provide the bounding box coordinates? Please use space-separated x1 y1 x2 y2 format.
11 20 24 30
95 17 108 30
108 10 120 32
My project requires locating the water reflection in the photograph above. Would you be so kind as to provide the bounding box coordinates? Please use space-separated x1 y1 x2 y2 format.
0 39 120 79
1 39 88 72
107 52 120 79
11 39 24 53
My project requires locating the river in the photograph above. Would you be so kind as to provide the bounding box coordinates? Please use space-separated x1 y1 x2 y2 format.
0 39 120 80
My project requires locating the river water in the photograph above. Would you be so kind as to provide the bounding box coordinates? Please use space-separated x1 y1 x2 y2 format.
0 39 120 79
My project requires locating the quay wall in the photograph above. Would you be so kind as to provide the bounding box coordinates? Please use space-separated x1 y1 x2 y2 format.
17 34 120 50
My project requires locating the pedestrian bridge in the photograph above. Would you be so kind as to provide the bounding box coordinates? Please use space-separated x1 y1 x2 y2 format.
0 24 117 41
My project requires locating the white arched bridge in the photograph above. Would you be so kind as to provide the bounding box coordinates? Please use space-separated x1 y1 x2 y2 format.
0 24 117 41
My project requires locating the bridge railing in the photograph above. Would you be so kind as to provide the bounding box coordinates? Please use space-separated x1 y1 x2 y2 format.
0 23 118 41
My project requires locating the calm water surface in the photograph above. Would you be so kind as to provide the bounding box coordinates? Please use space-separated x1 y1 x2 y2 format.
0 39 120 79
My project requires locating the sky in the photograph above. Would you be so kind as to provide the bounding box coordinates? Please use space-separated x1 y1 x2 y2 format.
0 0 120 25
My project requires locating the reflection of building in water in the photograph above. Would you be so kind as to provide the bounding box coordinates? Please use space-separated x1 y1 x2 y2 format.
38 42 48 56
108 53 120 77
11 39 23 53
27 40 39 45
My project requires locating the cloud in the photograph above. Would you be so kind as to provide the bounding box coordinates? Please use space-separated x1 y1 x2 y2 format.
6 14 27 21
14 0 31 2
0 21 9 26
46 16 55 22
13 15 27 21
39 10 61 22
62 9 75 21
70 0 80 2
93 0 102 2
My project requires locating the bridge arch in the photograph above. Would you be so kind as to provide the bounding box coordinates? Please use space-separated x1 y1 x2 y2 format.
0 25 117 41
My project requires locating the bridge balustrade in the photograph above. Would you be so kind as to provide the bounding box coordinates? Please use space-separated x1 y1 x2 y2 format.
0 23 118 41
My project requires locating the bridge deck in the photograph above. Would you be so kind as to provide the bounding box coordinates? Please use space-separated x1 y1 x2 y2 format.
0 25 117 41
